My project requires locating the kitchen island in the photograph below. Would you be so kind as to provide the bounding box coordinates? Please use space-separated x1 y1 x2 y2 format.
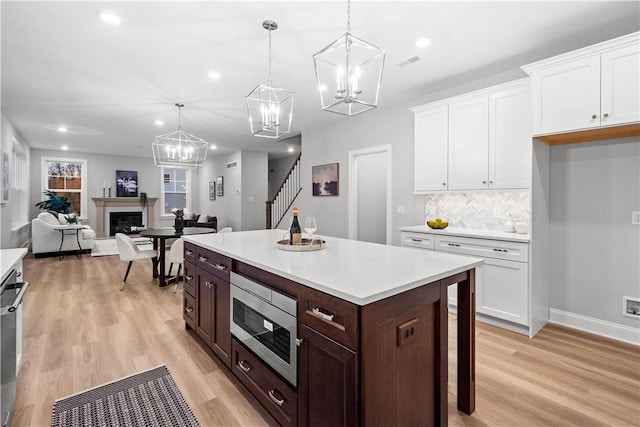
183 229 482 426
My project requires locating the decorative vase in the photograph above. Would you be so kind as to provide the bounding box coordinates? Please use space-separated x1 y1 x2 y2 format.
174 217 184 232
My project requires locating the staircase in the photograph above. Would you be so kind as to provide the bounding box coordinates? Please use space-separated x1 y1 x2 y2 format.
266 154 302 229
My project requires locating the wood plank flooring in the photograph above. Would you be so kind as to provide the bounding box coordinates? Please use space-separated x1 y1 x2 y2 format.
12 253 640 426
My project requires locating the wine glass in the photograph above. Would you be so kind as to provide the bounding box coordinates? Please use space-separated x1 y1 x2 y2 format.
304 217 317 242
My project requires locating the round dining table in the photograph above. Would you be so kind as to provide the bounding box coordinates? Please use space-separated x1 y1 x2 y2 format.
140 227 216 287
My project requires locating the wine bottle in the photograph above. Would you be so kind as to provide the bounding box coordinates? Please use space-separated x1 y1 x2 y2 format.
290 207 302 245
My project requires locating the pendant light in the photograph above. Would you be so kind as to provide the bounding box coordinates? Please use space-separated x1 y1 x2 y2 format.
152 103 208 168
246 20 295 139
313 0 385 116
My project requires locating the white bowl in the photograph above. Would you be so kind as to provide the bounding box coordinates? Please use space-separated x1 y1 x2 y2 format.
514 222 529 234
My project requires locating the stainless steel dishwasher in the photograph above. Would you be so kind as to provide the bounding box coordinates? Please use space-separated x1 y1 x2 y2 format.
1 269 29 427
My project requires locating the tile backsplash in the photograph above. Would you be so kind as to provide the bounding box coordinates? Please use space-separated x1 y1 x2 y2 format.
424 192 530 230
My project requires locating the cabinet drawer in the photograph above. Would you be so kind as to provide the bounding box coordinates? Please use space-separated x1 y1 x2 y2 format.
232 339 297 427
183 261 196 297
183 292 195 329
400 232 435 250
184 242 196 265
435 235 529 262
196 246 231 281
298 286 359 351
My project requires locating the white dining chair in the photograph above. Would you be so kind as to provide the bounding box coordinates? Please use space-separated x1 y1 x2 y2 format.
115 233 158 291
167 237 184 293
218 227 232 233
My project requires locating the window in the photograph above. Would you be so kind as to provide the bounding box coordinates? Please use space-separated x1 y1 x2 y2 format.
11 137 29 228
41 157 87 217
161 167 191 216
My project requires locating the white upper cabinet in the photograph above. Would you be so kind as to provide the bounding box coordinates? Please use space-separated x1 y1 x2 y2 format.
489 84 532 189
413 105 448 192
411 79 531 193
523 32 640 136
448 96 489 190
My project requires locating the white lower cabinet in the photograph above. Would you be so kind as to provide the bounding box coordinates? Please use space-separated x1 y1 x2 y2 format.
401 231 531 332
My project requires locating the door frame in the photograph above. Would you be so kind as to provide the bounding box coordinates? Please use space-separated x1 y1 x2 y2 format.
347 144 392 244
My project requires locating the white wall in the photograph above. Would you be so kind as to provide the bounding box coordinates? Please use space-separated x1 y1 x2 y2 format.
269 155 298 200
241 150 268 231
196 151 241 231
356 150 387 244
549 137 640 329
1 115 31 249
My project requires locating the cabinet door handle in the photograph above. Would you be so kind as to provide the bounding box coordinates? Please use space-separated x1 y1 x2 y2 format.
198 256 208 262
603 113 609 118
213 263 226 271
185 307 193 313
185 250 193 256
447 243 460 247
493 248 508 253
312 307 335 322
489 180 493 184
205 281 212 288
411 238 422 242
238 360 252 373
296 338 304 347
482 180 487 184
591 114 597 119
442 182 446 186
185 275 193 281
268 390 285 407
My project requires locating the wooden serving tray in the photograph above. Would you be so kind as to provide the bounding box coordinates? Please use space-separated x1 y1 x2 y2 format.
277 239 326 252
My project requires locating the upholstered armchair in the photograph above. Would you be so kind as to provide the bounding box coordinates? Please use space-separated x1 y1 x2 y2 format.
31 211 96 256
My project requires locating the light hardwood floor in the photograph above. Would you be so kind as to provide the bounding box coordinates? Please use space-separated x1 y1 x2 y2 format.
12 253 640 426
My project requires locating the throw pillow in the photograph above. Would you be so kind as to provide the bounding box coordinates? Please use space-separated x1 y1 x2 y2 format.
197 214 209 224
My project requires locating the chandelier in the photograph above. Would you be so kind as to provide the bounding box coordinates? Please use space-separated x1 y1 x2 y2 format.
246 20 295 139
152 103 208 168
313 0 385 116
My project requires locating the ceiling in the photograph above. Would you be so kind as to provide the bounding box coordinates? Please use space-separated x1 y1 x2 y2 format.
2 1 639 161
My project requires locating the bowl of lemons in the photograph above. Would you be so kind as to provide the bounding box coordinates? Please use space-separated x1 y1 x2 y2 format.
426 218 449 229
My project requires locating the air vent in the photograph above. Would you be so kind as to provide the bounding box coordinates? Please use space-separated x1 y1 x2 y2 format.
397 56 421 68
226 161 238 168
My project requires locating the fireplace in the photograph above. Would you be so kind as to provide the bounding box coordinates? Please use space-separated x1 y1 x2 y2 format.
110 212 143 236
92 197 157 238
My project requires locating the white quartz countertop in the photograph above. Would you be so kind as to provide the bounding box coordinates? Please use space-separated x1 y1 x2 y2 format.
1 248 28 283
184 229 482 306
399 225 531 243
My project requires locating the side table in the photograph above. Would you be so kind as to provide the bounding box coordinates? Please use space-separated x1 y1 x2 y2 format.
53 225 84 260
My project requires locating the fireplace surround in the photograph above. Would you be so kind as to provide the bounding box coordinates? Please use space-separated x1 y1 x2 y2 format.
92 197 157 238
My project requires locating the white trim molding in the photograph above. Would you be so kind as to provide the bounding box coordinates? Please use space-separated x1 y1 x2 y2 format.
549 308 640 346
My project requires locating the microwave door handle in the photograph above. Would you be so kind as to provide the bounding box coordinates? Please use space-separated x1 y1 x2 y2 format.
3 281 30 314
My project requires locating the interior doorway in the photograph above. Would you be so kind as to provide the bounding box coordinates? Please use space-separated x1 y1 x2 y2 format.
348 145 392 244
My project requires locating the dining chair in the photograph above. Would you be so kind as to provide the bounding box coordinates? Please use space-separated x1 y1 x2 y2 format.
218 227 232 233
115 233 158 291
167 237 184 293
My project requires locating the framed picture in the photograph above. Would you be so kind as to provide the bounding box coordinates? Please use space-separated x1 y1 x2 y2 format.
312 163 339 196
116 170 138 197
209 181 216 200
216 176 224 196
1 152 8 204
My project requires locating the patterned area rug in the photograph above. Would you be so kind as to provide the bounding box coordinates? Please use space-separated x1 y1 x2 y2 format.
91 237 153 257
51 365 199 427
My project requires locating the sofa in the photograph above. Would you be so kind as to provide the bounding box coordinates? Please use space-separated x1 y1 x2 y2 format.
184 214 217 231
32 211 96 256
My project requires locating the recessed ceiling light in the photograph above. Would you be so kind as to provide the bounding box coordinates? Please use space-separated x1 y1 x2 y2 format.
57 126 68 132
61 145 69 151
210 144 217 150
288 147 294 153
154 120 164 126
416 38 432 48
208 71 221 80
100 12 121 25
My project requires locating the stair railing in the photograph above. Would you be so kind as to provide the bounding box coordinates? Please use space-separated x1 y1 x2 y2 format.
266 154 302 229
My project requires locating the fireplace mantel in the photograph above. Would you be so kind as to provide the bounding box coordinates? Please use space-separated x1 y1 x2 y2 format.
92 197 157 238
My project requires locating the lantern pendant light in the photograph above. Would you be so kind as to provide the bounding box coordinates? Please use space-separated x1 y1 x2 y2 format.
313 0 386 116
152 103 208 168
246 20 294 139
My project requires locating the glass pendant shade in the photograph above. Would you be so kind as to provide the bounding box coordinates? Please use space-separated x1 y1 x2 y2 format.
313 32 385 116
246 84 294 138
152 104 208 168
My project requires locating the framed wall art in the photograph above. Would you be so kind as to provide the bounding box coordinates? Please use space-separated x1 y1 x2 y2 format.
116 170 138 197
312 163 339 196
216 176 224 196
209 181 216 200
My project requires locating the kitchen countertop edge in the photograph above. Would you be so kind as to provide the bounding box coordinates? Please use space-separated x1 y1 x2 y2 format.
400 225 531 243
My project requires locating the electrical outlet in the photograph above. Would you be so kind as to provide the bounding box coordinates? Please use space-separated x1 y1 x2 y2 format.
397 205 405 214
493 207 503 218
632 211 640 225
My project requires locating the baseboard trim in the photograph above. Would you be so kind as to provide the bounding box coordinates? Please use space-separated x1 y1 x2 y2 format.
549 308 640 346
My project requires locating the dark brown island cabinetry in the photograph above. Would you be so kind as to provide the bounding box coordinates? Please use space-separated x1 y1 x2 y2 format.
185 242 476 427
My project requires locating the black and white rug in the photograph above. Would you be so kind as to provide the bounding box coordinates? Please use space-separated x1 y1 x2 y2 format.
51 365 199 427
